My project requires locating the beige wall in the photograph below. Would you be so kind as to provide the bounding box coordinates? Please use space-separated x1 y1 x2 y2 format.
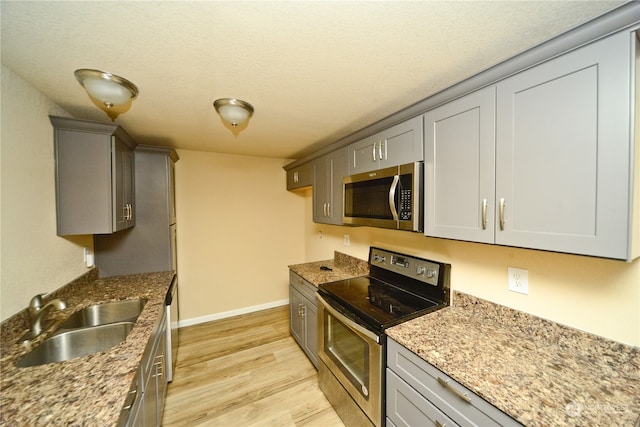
303 194 640 347
0 65 93 321
174 149 306 323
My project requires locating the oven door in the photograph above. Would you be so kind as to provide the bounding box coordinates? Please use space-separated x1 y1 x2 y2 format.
317 294 383 427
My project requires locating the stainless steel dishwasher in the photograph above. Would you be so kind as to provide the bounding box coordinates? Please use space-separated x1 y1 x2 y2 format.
165 275 179 382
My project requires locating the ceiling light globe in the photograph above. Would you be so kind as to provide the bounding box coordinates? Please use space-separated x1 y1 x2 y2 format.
213 98 254 128
83 78 133 107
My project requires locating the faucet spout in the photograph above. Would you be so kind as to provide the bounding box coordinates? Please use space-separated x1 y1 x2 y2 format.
30 298 67 336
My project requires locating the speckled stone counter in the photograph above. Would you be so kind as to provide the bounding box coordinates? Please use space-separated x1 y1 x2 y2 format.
288 251 369 285
0 269 174 426
386 292 640 426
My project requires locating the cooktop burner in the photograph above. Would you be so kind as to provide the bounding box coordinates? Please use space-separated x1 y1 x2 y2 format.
318 247 450 332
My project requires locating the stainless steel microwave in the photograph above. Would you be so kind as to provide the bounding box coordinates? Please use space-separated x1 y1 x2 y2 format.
343 162 423 231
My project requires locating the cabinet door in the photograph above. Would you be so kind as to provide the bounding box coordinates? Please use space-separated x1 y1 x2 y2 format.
424 86 496 243
112 137 135 232
380 115 424 169
387 369 455 427
496 31 633 258
289 285 304 345
154 318 167 424
303 301 318 368
350 135 380 174
313 149 347 225
287 162 313 190
329 148 348 226
313 155 331 223
350 116 424 175
55 129 112 235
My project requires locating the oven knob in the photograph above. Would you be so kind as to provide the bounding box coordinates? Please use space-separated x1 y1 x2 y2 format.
416 266 425 275
426 269 436 278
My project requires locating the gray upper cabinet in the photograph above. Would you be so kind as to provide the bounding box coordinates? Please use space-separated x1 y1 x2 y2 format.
348 115 423 174
424 29 638 260
314 148 347 225
424 86 496 244
95 146 179 277
496 30 636 259
50 116 136 235
286 161 313 190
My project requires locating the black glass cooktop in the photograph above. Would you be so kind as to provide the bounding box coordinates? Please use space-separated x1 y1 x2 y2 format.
318 275 440 331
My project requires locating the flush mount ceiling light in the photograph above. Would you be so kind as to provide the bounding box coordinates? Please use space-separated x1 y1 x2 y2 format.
213 98 254 129
74 69 139 121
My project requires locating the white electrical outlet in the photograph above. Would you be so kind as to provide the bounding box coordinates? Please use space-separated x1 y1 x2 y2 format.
508 267 528 295
344 234 351 247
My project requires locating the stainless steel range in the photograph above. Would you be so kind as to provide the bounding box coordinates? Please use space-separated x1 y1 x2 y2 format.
317 247 450 427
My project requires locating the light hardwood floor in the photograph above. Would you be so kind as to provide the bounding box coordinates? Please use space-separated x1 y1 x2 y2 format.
162 306 345 427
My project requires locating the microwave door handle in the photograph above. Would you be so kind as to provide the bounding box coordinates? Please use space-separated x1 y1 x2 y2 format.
389 175 399 221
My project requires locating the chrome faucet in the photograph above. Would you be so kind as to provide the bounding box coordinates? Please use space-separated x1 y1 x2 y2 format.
28 293 67 336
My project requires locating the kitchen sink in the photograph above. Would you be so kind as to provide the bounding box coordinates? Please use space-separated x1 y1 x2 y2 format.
16 322 135 367
60 298 146 329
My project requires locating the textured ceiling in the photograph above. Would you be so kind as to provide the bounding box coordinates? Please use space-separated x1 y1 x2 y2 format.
1 1 623 160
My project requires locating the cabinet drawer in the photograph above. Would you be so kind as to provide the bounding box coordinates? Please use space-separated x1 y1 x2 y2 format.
388 339 520 427
289 271 318 305
387 369 455 427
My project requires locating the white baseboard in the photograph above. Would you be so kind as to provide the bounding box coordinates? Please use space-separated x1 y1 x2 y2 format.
178 298 289 328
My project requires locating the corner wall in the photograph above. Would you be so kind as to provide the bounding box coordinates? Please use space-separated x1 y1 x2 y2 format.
174 149 306 323
0 65 93 321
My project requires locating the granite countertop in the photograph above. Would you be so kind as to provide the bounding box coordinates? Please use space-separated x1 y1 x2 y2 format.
0 269 175 426
288 251 369 285
386 292 640 426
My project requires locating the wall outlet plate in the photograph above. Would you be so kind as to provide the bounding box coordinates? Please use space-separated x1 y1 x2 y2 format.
508 267 528 295
343 234 351 247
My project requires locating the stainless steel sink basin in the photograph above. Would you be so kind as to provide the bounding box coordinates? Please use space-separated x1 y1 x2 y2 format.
60 298 146 329
16 322 135 367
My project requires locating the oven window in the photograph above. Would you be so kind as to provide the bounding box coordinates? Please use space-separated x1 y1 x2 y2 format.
324 312 370 398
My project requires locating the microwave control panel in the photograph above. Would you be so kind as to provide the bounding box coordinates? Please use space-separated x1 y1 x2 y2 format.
398 189 412 220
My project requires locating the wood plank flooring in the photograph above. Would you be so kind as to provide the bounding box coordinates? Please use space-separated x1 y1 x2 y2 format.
162 306 345 427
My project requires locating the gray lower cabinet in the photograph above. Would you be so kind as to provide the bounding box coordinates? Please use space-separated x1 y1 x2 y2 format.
95 146 178 277
313 148 347 225
424 29 638 260
50 116 136 235
287 161 313 190
348 116 423 175
289 271 318 368
119 309 168 427
387 338 520 427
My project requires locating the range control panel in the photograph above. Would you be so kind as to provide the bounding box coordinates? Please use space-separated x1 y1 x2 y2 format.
369 247 444 287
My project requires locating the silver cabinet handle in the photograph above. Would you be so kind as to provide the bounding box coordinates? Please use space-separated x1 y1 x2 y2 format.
323 203 327 217
122 388 137 411
380 140 385 161
481 199 487 230
437 376 471 404
389 175 399 221
154 354 164 379
499 198 506 231
372 143 376 162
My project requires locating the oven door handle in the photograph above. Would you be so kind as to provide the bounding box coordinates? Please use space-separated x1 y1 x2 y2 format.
317 294 380 344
